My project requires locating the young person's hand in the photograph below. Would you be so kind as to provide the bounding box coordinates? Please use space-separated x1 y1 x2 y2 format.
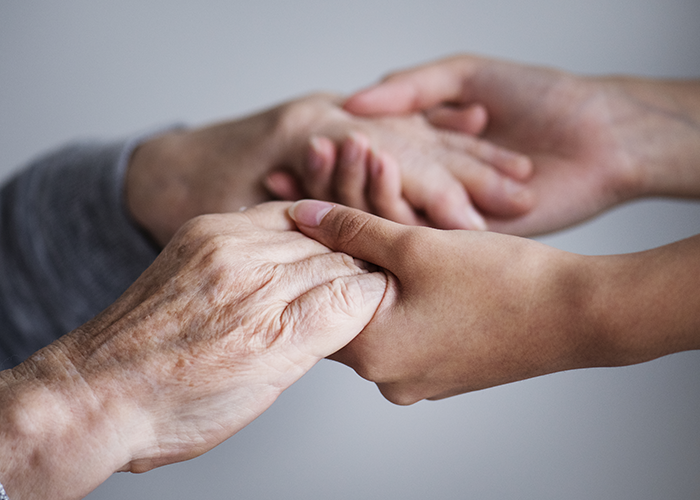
290 200 700 404
345 54 700 235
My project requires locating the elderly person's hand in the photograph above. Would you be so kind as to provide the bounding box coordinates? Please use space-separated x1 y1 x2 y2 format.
127 93 533 247
0 202 387 500
263 96 533 231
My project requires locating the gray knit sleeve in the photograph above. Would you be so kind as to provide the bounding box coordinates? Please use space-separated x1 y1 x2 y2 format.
0 135 161 369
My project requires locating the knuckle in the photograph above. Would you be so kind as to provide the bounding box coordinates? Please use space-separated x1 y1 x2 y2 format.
169 215 220 256
389 227 430 268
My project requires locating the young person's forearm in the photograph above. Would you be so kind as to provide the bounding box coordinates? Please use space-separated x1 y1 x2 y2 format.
582 233 700 367
599 77 700 199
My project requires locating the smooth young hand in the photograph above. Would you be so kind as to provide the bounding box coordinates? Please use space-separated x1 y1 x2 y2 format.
289 200 700 404
344 54 700 236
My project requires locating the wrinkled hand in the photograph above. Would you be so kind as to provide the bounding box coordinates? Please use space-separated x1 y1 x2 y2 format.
289 200 590 404
126 93 532 246
344 54 655 236
267 111 534 230
1 202 386 499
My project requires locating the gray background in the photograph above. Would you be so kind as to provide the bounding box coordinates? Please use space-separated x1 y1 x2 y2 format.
2 1 700 499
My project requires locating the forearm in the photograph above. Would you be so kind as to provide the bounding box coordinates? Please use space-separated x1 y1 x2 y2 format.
598 77 700 199
0 348 129 500
579 234 700 367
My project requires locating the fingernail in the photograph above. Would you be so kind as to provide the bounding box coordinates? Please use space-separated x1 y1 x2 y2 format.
342 133 364 164
369 148 382 178
465 206 487 231
503 178 526 196
308 136 325 173
289 200 334 227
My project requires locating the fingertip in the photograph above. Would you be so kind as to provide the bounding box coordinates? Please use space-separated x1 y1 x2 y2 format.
465 103 489 135
417 182 487 231
503 178 536 211
493 150 534 181
451 204 487 231
308 135 335 174
513 155 534 181
470 175 536 218
264 170 304 200
343 86 381 115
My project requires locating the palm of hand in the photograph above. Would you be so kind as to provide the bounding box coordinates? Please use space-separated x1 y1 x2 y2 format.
475 75 636 236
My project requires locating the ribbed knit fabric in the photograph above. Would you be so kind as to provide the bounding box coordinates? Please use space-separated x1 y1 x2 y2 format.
0 136 160 369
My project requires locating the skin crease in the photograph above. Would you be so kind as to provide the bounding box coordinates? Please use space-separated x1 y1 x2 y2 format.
126 92 535 247
0 202 387 500
289 200 700 405
343 54 700 236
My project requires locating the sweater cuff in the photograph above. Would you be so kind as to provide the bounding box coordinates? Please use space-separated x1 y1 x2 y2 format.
0 126 180 367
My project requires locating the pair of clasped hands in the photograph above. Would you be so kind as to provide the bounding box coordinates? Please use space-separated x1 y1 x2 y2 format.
5 54 700 499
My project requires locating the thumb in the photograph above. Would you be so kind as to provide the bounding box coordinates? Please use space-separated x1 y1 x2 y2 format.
285 271 387 359
288 200 403 270
343 55 480 116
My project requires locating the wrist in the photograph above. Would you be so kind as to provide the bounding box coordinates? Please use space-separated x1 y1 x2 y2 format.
597 77 700 199
585 237 700 368
527 248 606 374
125 129 196 247
0 344 133 500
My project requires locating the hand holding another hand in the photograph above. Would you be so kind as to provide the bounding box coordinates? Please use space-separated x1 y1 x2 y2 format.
289 200 700 405
0 202 386 500
344 54 700 236
266 107 534 230
127 93 534 247
289 199 584 404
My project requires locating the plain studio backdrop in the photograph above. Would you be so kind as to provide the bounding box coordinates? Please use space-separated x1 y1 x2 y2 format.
2 1 700 499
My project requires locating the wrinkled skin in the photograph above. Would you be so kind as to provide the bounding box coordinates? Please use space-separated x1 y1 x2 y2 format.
127 93 534 247
0 202 387 500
